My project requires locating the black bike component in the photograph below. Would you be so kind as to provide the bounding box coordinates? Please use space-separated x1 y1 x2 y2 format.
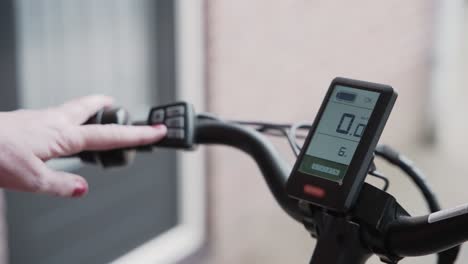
375 145 460 264
69 102 467 264
229 120 301 155
387 207 468 258
194 118 303 222
309 213 372 264
287 77 398 212
148 101 195 149
353 183 409 263
298 183 408 264
289 121 311 153
369 170 390 191
79 107 136 167
193 117 462 264
375 145 440 212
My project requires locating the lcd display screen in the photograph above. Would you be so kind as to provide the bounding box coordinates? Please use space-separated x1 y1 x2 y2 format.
299 85 380 184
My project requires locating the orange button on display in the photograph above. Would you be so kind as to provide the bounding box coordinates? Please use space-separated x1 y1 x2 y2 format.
304 184 326 198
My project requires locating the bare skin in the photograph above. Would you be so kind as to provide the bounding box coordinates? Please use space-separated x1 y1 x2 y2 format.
0 95 167 198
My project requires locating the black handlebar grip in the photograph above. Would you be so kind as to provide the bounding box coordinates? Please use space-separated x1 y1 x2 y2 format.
78 107 136 168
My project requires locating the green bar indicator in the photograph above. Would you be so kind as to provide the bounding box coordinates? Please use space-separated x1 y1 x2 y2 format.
299 155 348 184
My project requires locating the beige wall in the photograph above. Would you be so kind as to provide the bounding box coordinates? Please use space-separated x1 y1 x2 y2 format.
205 0 439 263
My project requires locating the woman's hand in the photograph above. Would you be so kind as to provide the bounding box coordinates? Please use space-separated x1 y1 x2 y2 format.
0 95 166 198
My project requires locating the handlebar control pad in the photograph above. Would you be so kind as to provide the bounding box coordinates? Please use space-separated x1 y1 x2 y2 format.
148 102 195 149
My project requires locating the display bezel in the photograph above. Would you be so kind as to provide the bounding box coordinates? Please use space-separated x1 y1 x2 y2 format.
286 77 397 212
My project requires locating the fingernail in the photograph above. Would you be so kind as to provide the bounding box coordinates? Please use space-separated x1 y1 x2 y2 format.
72 184 88 198
152 124 167 132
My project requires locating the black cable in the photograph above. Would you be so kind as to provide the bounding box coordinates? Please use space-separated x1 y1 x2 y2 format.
229 120 292 129
369 170 389 191
260 130 291 137
283 128 300 156
198 113 222 121
375 145 440 212
229 120 302 156
289 121 312 150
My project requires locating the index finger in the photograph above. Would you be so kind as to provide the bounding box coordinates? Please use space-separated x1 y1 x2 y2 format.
58 95 115 124
78 124 167 151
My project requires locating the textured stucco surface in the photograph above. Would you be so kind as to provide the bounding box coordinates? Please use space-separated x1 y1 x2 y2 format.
205 1 439 263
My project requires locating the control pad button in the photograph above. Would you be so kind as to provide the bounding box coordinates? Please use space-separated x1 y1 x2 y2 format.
165 117 184 128
151 109 165 124
167 128 185 139
166 105 185 117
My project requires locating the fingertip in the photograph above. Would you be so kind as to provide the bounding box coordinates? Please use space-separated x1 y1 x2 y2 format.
149 125 167 143
152 124 167 134
71 186 87 198
71 177 88 198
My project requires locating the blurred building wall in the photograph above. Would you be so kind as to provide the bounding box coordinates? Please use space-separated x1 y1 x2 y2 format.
205 1 435 263
433 1 468 161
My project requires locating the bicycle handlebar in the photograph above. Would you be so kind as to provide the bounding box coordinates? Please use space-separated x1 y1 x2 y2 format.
193 118 468 262
388 208 468 257
73 110 468 263
195 118 303 222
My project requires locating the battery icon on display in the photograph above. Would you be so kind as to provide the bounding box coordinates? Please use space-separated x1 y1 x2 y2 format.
336 92 356 103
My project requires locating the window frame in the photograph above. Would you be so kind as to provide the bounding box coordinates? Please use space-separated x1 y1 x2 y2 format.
111 0 207 263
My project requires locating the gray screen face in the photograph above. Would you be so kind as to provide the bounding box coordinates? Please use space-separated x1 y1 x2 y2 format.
299 85 380 184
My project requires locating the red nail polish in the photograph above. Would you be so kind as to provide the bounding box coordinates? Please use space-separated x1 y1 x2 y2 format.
72 186 87 197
